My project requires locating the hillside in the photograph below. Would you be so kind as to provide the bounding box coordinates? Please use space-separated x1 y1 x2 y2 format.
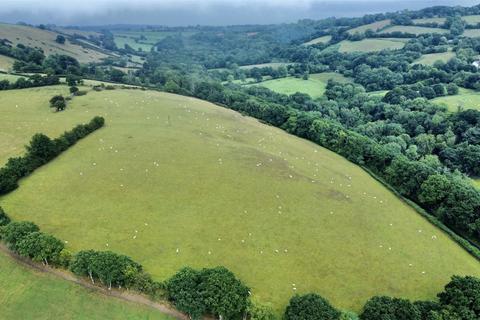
1 85 479 313
0 23 111 63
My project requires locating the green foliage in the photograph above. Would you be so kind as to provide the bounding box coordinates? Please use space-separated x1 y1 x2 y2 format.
284 294 341 320
438 276 480 319
1 221 39 251
0 206 11 226
360 296 420 320
16 231 64 265
247 300 277 320
167 266 249 320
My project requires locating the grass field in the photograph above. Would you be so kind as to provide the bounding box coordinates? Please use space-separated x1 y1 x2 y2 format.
0 55 15 72
414 51 456 66
304 35 332 45
238 62 292 70
412 17 446 25
462 15 480 24
347 19 391 34
380 25 448 35
248 72 351 98
0 73 25 82
1 86 480 313
463 29 480 38
432 88 480 112
0 250 174 320
0 23 110 63
338 38 408 53
112 30 193 52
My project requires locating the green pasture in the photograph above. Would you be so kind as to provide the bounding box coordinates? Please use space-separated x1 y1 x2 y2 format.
338 38 408 53
0 73 25 82
463 29 480 38
432 88 480 112
379 25 448 35
0 250 174 320
462 15 480 24
1 86 480 314
249 72 351 98
347 19 391 34
304 35 332 45
414 51 456 66
0 55 15 72
412 17 446 24
238 62 292 70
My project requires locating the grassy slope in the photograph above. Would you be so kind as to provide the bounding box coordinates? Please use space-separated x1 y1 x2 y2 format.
412 17 447 24
0 73 25 82
248 73 351 98
1 86 480 313
0 250 173 320
239 63 291 70
414 51 456 66
347 20 391 34
338 38 408 53
304 35 332 45
0 55 15 72
463 15 480 24
432 88 480 112
379 25 448 35
0 23 109 63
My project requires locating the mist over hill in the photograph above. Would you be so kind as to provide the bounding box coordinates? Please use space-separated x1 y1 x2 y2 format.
0 0 478 26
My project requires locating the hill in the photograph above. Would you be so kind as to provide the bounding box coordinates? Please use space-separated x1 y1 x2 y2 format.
1 85 479 313
0 23 112 64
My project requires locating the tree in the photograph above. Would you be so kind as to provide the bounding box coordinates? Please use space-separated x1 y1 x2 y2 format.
198 266 250 320
69 86 79 95
55 35 66 44
26 133 58 164
0 206 10 226
1 221 39 251
247 300 277 320
438 276 480 319
49 95 66 111
360 296 420 320
17 231 64 266
285 293 341 320
167 267 206 319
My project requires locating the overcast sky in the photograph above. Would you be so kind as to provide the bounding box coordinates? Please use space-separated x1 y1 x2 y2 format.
0 0 478 26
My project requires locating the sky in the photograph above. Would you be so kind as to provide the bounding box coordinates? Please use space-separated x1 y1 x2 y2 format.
0 0 478 26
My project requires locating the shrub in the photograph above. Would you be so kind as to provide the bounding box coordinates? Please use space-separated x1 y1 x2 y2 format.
285 293 341 320
1 221 39 251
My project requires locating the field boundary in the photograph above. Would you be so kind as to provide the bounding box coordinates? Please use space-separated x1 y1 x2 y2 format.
0 243 188 320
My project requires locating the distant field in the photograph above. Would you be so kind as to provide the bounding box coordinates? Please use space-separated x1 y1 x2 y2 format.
412 17 446 25
414 51 456 66
338 38 408 53
0 55 15 72
472 179 480 189
0 250 173 320
1 86 480 313
432 88 480 112
368 90 389 98
347 19 391 34
463 29 480 38
113 30 194 51
239 62 292 70
0 23 110 63
0 73 25 82
462 15 480 24
380 25 448 35
304 35 332 45
249 72 351 98
54 27 101 38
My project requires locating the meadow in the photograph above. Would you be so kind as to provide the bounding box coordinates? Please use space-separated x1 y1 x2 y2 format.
0 55 15 72
0 250 174 320
413 51 456 66
462 15 480 24
412 17 446 24
303 35 332 46
432 88 480 112
249 72 351 98
0 23 110 63
338 38 408 53
238 62 292 70
113 30 194 51
0 73 25 82
347 19 391 34
463 29 480 38
379 25 448 35
1 86 480 313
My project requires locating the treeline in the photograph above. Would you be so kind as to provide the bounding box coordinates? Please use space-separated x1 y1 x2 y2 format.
1 204 478 319
0 116 105 195
0 74 60 91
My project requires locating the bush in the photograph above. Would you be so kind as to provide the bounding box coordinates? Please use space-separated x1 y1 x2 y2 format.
0 207 10 226
285 293 341 320
1 221 39 251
